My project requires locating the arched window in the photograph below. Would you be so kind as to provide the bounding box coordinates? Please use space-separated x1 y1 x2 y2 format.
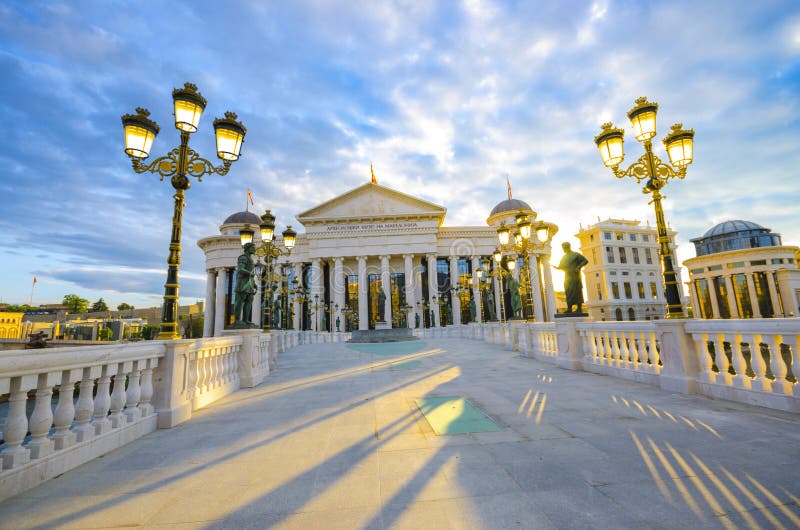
615 308 623 321
628 308 635 321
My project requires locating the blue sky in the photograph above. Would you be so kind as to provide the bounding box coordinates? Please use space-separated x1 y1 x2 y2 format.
1 0 798 309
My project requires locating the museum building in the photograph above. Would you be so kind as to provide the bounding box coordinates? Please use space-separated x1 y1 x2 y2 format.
198 180 560 336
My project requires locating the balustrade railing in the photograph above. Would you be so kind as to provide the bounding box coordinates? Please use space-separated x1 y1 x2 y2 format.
577 322 661 375
530 323 558 359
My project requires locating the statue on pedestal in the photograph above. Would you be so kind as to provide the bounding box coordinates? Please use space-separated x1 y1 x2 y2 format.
483 290 496 321
554 242 589 315
415 313 421 328
336 316 341 332
508 278 522 319
233 243 257 327
377 289 387 321
469 298 476 322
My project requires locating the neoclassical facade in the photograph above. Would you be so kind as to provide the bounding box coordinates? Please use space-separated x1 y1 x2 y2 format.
198 181 560 336
683 220 800 319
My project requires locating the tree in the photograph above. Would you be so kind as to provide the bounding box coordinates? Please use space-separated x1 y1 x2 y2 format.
63 294 89 314
117 302 135 311
90 298 109 312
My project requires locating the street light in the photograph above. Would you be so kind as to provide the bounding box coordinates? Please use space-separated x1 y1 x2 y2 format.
495 211 556 321
594 96 694 318
240 210 296 330
122 82 246 340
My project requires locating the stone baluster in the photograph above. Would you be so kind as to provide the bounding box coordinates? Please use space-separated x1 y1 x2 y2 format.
768 334 790 394
108 364 128 428
125 361 142 422
648 332 661 370
187 352 198 401
694 333 714 382
713 333 731 384
729 334 749 388
747 334 769 391
139 359 155 416
588 331 599 363
638 332 650 368
611 331 622 366
74 367 98 442
52 370 79 450
2 377 31 469
626 332 639 367
28 372 56 459
620 331 631 366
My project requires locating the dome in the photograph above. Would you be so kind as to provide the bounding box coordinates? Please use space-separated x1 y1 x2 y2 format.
223 211 261 225
489 198 533 217
702 220 765 238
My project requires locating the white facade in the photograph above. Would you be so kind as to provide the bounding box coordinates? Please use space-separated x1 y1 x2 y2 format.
198 182 560 336
577 219 683 321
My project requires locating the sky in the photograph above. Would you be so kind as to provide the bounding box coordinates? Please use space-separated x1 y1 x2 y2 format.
0 0 798 309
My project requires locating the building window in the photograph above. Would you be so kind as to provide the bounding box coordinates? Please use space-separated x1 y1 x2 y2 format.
732 273 753 318
695 279 713 319
753 272 774 317
606 246 615 263
632 247 640 264
708 265 723 271
771 259 783 265
611 282 620 299
618 247 627 264
615 308 623 321
750 260 767 266
628 308 636 321
590 234 595 241
637 282 645 299
597 284 603 301
592 248 597 265
649 282 658 299
712 277 731 318
642 235 649 242
623 282 632 299
616 233 624 241
645 248 653 264
604 232 612 240
629 234 636 241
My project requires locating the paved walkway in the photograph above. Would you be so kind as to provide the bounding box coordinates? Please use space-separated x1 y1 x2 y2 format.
1 339 799 529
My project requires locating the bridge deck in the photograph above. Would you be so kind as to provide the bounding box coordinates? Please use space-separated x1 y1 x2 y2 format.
1 339 798 529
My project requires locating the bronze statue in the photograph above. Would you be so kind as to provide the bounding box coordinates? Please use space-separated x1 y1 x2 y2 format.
26 331 50 349
272 296 281 328
234 243 257 326
336 316 341 332
469 297 476 322
555 242 589 314
483 289 496 321
415 313 421 328
508 277 522 319
377 288 387 321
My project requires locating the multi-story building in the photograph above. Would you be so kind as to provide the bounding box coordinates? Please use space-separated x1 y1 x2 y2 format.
683 220 800 318
577 219 682 321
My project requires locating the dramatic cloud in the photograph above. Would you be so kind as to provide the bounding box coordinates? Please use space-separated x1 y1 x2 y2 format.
0 0 798 308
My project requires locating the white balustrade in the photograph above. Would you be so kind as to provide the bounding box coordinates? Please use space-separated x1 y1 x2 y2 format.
529 323 558 360
576 322 661 385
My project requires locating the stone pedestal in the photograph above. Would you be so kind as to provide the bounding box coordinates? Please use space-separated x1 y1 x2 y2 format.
375 321 391 330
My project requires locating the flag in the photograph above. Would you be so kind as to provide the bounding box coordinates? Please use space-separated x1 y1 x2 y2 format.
33 276 37 284
506 176 513 199
247 188 255 206
371 163 377 184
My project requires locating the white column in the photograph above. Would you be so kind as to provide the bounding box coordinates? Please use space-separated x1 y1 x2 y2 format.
528 253 544 322
724 275 739 318
358 256 368 330
404 254 416 328
708 278 722 319
746 273 761 318
471 256 482 323
689 281 701 320
334 258 345 331
311 258 322 331
203 269 215 337
427 254 440 327
214 267 227 336
449 256 461 325
542 254 557 320
766 272 780 317
293 263 302 331
380 255 392 325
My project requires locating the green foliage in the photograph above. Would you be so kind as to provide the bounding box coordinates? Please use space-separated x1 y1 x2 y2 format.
183 316 204 338
90 298 109 312
97 327 113 341
1 304 31 312
140 325 161 340
117 302 135 311
63 294 89 313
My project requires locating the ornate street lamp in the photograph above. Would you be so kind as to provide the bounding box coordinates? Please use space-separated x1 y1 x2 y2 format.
594 96 694 318
240 210 295 330
122 82 246 339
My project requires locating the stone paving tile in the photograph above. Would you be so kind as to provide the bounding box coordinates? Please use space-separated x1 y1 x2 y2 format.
1 337 798 529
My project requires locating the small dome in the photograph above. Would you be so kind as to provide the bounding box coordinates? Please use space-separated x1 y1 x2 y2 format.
702 220 766 238
490 198 533 217
223 211 261 225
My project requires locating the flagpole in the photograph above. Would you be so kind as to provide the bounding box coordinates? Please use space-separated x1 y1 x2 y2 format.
28 277 36 307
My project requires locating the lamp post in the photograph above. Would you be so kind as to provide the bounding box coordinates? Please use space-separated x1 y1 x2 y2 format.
594 97 694 319
495 213 556 321
239 210 296 330
312 294 321 332
122 82 246 340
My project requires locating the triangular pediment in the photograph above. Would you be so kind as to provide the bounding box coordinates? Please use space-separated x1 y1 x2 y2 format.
296 183 446 224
